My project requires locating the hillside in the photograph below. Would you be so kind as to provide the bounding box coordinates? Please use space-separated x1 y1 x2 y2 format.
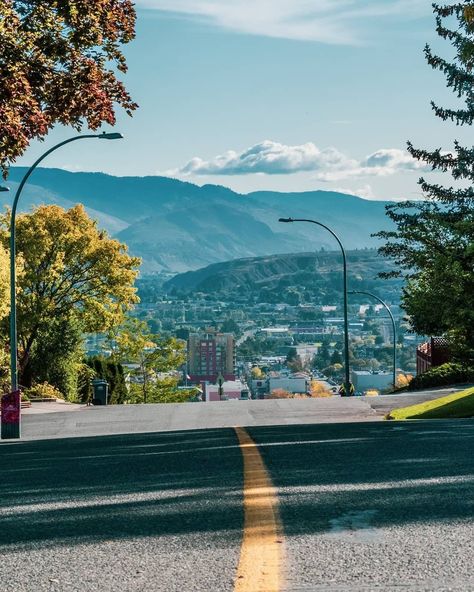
5 167 395 273
164 251 401 302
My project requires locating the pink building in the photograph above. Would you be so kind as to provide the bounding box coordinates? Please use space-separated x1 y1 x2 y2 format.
201 380 248 402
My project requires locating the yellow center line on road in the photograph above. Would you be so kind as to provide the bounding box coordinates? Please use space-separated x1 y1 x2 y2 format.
234 427 284 592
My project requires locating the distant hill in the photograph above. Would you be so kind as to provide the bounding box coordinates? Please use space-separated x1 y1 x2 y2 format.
164 251 401 301
5 167 395 273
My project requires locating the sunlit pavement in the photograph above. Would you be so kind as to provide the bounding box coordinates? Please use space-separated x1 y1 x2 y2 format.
18 387 471 441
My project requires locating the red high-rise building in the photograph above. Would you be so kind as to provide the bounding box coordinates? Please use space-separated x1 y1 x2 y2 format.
188 331 236 383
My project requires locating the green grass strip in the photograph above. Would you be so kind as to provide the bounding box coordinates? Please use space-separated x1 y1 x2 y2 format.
386 386 474 420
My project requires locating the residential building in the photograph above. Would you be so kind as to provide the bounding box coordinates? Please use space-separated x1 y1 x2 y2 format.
188 331 236 383
268 375 310 395
202 379 249 402
416 337 451 375
351 370 392 392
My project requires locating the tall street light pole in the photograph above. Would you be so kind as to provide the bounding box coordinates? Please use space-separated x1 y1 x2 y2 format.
3 132 122 440
349 290 397 390
279 217 351 397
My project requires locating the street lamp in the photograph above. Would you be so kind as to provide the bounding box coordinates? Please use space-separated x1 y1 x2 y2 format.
0 186 9 192
278 217 351 397
3 132 122 439
349 290 397 390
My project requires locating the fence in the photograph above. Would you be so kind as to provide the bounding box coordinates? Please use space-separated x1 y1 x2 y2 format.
416 337 451 375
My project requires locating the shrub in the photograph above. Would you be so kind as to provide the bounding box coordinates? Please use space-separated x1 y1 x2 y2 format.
408 363 474 390
396 373 414 389
310 381 332 398
82 356 128 404
269 388 293 399
23 382 64 400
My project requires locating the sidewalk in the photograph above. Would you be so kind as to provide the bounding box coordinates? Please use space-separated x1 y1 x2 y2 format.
22 400 83 415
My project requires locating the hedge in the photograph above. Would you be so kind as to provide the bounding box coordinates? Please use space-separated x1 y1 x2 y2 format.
408 363 474 390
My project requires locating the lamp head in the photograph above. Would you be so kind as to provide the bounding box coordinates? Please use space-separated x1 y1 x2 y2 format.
278 217 294 223
0 186 9 193
98 132 123 140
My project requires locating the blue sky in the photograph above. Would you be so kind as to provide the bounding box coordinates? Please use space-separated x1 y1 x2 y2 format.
16 0 467 200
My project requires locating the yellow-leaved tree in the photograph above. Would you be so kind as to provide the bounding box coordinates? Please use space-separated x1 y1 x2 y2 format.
0 204 140 391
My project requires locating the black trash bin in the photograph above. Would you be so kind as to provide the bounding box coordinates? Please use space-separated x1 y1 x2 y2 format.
92 379 108 406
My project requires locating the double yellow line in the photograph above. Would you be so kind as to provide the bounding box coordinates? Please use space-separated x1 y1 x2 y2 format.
234 427 284 592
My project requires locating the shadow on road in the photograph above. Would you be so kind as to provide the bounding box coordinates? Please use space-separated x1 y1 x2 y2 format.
1 421 473 553
0 429 244 550
248 420 474 536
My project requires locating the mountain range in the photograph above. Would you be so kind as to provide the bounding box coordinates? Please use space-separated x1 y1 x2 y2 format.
4 167 395 273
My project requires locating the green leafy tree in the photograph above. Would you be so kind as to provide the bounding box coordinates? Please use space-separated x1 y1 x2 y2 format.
24 315 84 400
286 347 304 372
115 318 186 403
376 2 474 363
298 309 323 322
0 243 8 320
313 341 330 370
0 204 140 387
0 244 10 390
323 363 343 378
0 0 137 176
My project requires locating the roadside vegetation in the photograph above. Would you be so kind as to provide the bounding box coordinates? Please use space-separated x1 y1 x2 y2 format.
407 363 474 391
0 0 137 177
0 205 193 404
386 386 474 420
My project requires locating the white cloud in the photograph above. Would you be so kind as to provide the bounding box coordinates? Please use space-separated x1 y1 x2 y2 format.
171 141 428 180
137 0 427 44
317 148 428 181
176 141 351 176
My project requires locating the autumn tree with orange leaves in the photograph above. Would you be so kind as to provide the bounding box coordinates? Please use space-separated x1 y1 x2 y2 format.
0 0 137 177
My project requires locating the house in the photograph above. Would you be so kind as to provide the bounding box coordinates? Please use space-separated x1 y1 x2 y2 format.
416 337 451 375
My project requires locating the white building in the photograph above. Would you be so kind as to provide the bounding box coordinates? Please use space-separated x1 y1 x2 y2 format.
351 370 393 393
268 376 309 395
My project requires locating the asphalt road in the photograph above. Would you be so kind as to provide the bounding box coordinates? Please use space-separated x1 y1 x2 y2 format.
0 428 244 592
1 416 473 591
249 420 474 591
19 397 379 441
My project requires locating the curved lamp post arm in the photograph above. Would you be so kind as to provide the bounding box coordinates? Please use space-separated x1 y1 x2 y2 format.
349 290 397 389
279 217 351 396
9 132 122 393
279 218 345 256
11 134 97 219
